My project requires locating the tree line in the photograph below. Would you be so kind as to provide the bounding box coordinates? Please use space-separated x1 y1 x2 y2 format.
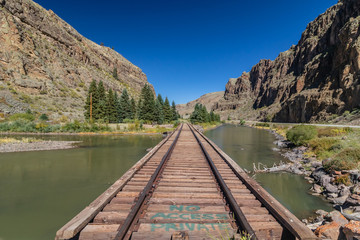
190 103 221 123
84 80 179 124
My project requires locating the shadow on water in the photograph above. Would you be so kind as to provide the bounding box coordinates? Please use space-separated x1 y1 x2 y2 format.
205 124 333 220
0 134 162 240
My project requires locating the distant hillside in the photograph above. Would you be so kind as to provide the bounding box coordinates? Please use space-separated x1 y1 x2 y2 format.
212 0 360 123
176 91 224 118
0 0 153 120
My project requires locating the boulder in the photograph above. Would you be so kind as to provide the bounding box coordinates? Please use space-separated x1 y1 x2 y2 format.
314 222 341 240
346 194 360 206
330 195 349 205
325 211 349 226
324 183 339 193
311 184 323 194
311 161 322 168
321 175 332 186
312 168 327 183
343 220 360 240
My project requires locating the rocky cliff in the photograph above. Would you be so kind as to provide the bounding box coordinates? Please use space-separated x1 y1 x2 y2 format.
0 0 152 120
214 0 360 123
176 91 224 118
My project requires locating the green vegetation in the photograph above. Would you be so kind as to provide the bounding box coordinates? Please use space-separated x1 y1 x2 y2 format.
286 125 317 146
84 82 179 124
190 104 220 124
39 114 49 121
255 122 270 128
280 124 360 172
323 148 360 171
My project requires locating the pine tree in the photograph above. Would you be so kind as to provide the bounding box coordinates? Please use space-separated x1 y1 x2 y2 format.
94 80 106 120
84 80 98 120
157 94 164 106
113 67 118 80
106 89 117 123
130 97 136 120
119 89 132 122
114 91 120 121
163 97 172 123
154 99 164 124
139 85 155 122
136 98 142 120
171 100 178 121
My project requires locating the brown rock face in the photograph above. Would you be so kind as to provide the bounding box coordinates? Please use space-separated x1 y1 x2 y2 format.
0 0 153 120
215 0 360 122
176 91 224 118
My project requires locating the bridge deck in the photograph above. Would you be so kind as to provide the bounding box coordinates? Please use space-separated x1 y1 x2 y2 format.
56 124 317 240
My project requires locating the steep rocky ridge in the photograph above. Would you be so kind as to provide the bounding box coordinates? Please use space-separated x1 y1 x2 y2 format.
214 0 360 122
176 91 224 118
0 0 153 120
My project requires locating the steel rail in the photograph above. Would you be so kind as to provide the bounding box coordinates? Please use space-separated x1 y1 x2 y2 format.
188 123 258 240
114 124 184 240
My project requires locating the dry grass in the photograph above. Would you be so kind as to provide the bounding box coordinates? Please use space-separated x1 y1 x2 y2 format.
0 137 40 144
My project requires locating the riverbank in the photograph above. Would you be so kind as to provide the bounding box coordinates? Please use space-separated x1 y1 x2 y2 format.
249 123 360 239
0 137 80 153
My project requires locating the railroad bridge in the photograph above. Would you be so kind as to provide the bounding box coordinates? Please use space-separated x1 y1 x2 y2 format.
56 124 317 240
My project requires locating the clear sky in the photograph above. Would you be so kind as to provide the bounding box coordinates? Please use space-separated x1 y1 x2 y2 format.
35 0 337 104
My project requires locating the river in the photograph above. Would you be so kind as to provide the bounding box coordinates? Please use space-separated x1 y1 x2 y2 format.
0 125 332 240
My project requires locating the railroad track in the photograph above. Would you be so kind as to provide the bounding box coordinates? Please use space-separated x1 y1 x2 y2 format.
56 123 317 240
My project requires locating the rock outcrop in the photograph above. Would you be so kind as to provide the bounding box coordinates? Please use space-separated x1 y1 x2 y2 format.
0 0 153 120
214 0 360 122
176 91 224 118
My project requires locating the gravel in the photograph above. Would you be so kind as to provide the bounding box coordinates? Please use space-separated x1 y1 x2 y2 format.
0 141 81 153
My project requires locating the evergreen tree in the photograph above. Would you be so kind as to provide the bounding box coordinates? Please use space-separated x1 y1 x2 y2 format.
114 91 120 121
106 89 117 123
112 67 118 80
94 81 106 120
136 98 143 120
157 94 164 106
119 89 132 122
163 97 172 123
130 97 136 120
210 110 215 122
171 101 178 121
154 99 164 124
139 85 155 122
84 80 98 120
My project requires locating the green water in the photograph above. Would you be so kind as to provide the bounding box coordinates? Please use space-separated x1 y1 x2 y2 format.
205 124 333 220
0 126 333 240
0 134 163 240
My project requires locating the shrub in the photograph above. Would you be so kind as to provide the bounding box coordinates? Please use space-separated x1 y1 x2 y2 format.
9 113 35 122
173 120 180 127
239 119 246 125
255 122 270 128
286 125 317 146
334 175 351 186
39 114 49 121
309 138 342 160
323 148 360 171
317 127 350 138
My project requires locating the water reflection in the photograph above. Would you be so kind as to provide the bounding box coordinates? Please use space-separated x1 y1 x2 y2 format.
0 134 162 240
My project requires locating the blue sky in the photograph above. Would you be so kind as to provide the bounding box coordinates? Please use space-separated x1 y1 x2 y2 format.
35 0 337 104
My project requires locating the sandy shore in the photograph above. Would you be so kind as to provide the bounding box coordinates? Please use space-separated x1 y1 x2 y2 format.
0 140 81 153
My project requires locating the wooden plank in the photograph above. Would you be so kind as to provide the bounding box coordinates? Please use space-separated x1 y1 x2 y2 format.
102 204 133 212
149 198 225 206
78 224 119 240
55 129 176 240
